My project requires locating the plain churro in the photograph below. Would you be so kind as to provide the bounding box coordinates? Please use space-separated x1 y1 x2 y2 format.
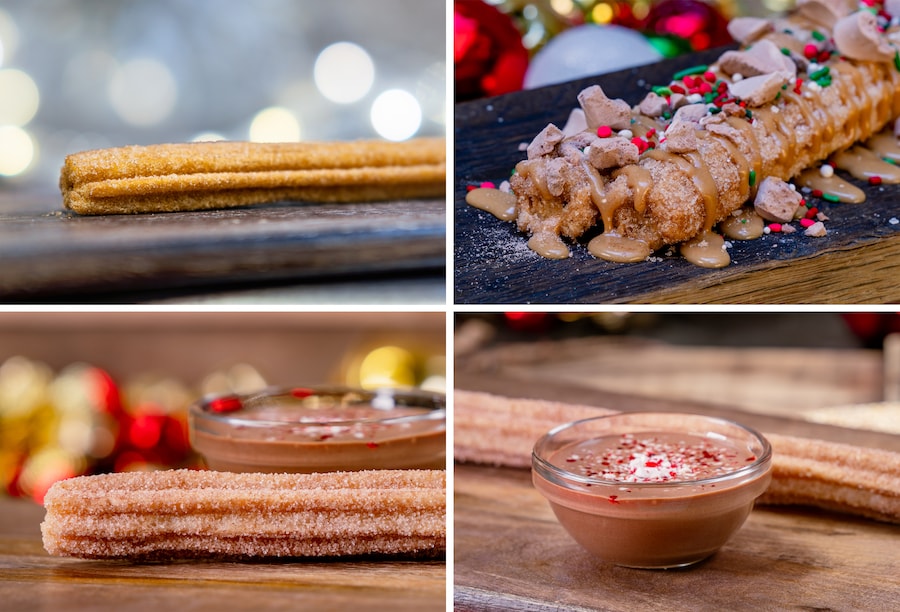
41 469 445 559
60 138 446 215
454 389 900 524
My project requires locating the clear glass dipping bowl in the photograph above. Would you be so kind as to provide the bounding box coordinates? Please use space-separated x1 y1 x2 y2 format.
532 412 772 569
189 386 445 473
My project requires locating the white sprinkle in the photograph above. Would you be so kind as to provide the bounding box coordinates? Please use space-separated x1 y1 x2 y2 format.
789 183 797 191
890 217 899 225
820 164 834 178
687 93 703 104
808 62 821 74
771 106 780 113
583 145 592 157
732 73 744 82
618 129 633 139
499 180 511 193
763 226 771 234
518 142 528 151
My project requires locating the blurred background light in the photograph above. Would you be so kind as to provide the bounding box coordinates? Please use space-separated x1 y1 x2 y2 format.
248 106 301 142
0 68 39 125
0 125 35 176
370 88 421 141
313 41 375 104
0 8 20 67
107 57 178 127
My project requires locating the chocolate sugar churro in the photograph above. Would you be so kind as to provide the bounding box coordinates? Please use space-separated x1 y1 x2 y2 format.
454 389 900 524
61 138 445 215
466 2 900 267
41 469 446 559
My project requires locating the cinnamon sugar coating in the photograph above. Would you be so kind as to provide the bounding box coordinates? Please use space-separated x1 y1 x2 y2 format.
42 469 446 559
60 138 446 215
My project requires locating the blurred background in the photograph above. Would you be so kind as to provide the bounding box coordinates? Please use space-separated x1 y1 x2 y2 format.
455 0 803 100
0 0 445 189
0 311 445 503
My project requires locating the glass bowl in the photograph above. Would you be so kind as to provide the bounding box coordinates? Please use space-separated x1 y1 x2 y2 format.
532 412 772 569
189 386 445 473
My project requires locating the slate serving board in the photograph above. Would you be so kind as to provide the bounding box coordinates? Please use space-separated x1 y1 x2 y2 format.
0 192 445 302
454 47 900 304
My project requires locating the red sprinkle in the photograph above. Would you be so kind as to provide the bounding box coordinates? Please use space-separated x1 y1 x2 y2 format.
608 495 620 504
703 70 717 82
698 81 713 94
669 83 686 94
466 184 477 192
869 175 883 185
683 75 698 88
793 78 804 94
291 387 314 398
803 43 818 59
768 223 783 233
208 395 242 413
631 136 650 154
479 181 495 189
645 127 657 139
811 188 824 197
805 206 819 218
597 125 613 138
800 218 815 228
366 441 379 449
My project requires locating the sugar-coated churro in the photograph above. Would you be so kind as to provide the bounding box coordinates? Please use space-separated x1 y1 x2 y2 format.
61 138 446 215
454 389 900 523
42 469 445 559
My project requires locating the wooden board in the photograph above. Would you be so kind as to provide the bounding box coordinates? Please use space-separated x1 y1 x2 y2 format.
453 47 900 304
0 496 445 611
454 338 900 611
0 192 445 301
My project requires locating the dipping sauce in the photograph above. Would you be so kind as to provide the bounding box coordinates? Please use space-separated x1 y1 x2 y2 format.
189 386 445 473
532 413 772 569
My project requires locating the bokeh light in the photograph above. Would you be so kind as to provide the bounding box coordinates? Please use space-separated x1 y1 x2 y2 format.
108 57 177 127
313 41 375 104
248 106 301 142
0 125 35 176
370 89 421 141
0 68 39 126
0 9 20 67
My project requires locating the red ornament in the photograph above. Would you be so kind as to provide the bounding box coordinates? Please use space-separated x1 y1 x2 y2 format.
454 0 529 101
642 0 732 52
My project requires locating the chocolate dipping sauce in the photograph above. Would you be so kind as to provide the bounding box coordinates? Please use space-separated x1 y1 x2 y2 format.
189 387 446 473
533 413 772 568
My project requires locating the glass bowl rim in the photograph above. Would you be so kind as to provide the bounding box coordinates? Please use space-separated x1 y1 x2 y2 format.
532 411 772 490
190 385 446 430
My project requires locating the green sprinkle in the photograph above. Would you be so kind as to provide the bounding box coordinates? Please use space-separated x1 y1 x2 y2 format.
809 66 830 80
894 51 900 72
709 106 722 114
823 193 840 202
745 109 753 119
811 30 825 41
780 47 791 56
749 170 757 187
704 92 715 103
883 157 896 165
653 85 672 96
672 65 708 80
662 111 672 120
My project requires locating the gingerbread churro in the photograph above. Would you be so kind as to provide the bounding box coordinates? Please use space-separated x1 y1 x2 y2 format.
61 138 446 215
454 389 900 523
41 469 445 559
469 2 900 267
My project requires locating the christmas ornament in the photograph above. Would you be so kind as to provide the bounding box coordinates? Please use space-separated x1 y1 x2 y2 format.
525 24 662 88
641 0 733 57
455 0 530 100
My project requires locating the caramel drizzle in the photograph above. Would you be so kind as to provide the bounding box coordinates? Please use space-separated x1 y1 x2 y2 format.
645 148 719 232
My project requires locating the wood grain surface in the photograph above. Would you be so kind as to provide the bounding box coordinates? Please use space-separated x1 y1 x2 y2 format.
0 495 445 612
0 191 444 301
454 337 900 611
453 47 900 304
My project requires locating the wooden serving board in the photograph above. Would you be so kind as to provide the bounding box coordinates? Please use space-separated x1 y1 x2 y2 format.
454 47 900 304
454 338 900 611
0 192 444 301
0 496 445 611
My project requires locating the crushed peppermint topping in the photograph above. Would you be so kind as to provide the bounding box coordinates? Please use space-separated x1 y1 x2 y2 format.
559 433 754 483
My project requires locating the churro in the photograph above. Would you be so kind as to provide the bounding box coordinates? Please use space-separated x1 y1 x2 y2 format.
41 469 445 559
469 2 900 267
61 138 446 215
454 389 900 523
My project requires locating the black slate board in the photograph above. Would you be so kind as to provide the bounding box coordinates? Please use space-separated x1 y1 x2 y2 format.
454 47 900 304
0 192 445 302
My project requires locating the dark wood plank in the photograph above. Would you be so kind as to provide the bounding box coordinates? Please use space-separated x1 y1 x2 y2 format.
0 192 444 300
453 47 900 304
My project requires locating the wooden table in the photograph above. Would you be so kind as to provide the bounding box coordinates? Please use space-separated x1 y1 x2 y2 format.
454 337 900 611
0 496 445 611
0 191 444 303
